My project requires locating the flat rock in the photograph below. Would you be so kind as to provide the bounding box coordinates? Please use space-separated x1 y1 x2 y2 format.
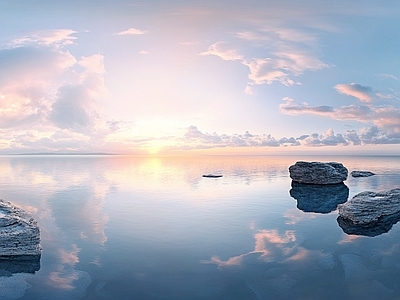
289 161 348 184
350 171 375 178
337 188 400 225
0 200 41 258
290 181 349 213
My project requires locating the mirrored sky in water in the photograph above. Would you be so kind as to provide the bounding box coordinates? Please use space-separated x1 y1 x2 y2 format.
0 155 399 299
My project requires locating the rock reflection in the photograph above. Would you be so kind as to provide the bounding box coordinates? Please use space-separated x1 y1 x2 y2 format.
337 210 400 237
289 181 349 213
0 255 41 276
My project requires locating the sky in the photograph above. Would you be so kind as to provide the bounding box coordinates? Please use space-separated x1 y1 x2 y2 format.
1 0 400 155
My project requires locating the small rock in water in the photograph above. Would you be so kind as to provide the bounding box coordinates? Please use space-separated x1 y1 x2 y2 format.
0 200 41 258
350 171 375 178
338 188 400 225
289 161 348 184
202 174 223 178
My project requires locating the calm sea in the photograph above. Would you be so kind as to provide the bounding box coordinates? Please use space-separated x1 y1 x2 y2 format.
0 155 400 300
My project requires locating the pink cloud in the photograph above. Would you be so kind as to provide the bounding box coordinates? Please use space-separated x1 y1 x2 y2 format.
280 96 400 134
113 28 148 35
335 83 374 102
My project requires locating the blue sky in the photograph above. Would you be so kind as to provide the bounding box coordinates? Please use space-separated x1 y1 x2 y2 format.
1 0 400 154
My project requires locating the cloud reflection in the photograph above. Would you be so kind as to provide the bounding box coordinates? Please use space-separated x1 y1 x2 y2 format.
203 229 298 268
48 267 80 290
58 244 80 266
284 208 317 225
205 223 400 299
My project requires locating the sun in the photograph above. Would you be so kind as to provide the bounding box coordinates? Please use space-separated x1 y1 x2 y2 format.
148 146 160 155
146 140 165 155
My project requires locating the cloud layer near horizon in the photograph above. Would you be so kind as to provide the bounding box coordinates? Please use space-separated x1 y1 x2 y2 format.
1 10 400 155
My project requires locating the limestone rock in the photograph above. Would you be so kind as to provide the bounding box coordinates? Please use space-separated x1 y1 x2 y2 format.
337 188 400 225
350 171 375 178
289 161 348 184
0 200 41 258
290 181 349 213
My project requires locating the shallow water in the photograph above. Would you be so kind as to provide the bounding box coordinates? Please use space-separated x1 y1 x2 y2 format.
0 155 399 299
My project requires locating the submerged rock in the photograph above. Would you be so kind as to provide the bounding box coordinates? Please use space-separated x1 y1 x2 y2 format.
289 161 348 184
337 188 400 226
0 200 41 258
350 171 375 178
290 181 349 213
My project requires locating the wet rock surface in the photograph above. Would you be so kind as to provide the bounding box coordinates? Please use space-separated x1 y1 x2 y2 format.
337 188 400 225
289 161 348 184
290 181 349 214
0 200 41 258
350 171 375 178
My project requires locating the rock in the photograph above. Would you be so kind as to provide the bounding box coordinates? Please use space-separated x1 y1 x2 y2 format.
337 188 400 225
0 255 41 275
290 181 349 213
337 210 400 237
289 161 348 184
202 174 223 178
0 200 41 258
350 171 375 178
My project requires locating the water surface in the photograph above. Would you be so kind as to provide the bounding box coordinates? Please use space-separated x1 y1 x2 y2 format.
0 155 399 299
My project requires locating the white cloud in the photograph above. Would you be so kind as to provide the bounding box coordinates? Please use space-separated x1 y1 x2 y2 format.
0 46 77 128
202 44 328 87
201 25 328 88
49 85 100 130
377 74 400 81
301 129 348 147
200 42 244 61
244 84 254 95
0 30 125 153
243 58 295 86
78 54 105 75
243 47 327 86
113 28 148 36
176 126 298 150
344 130 362 145
179 123 400 150
180 41 201 46
10 29 77 47
360 126 400 144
